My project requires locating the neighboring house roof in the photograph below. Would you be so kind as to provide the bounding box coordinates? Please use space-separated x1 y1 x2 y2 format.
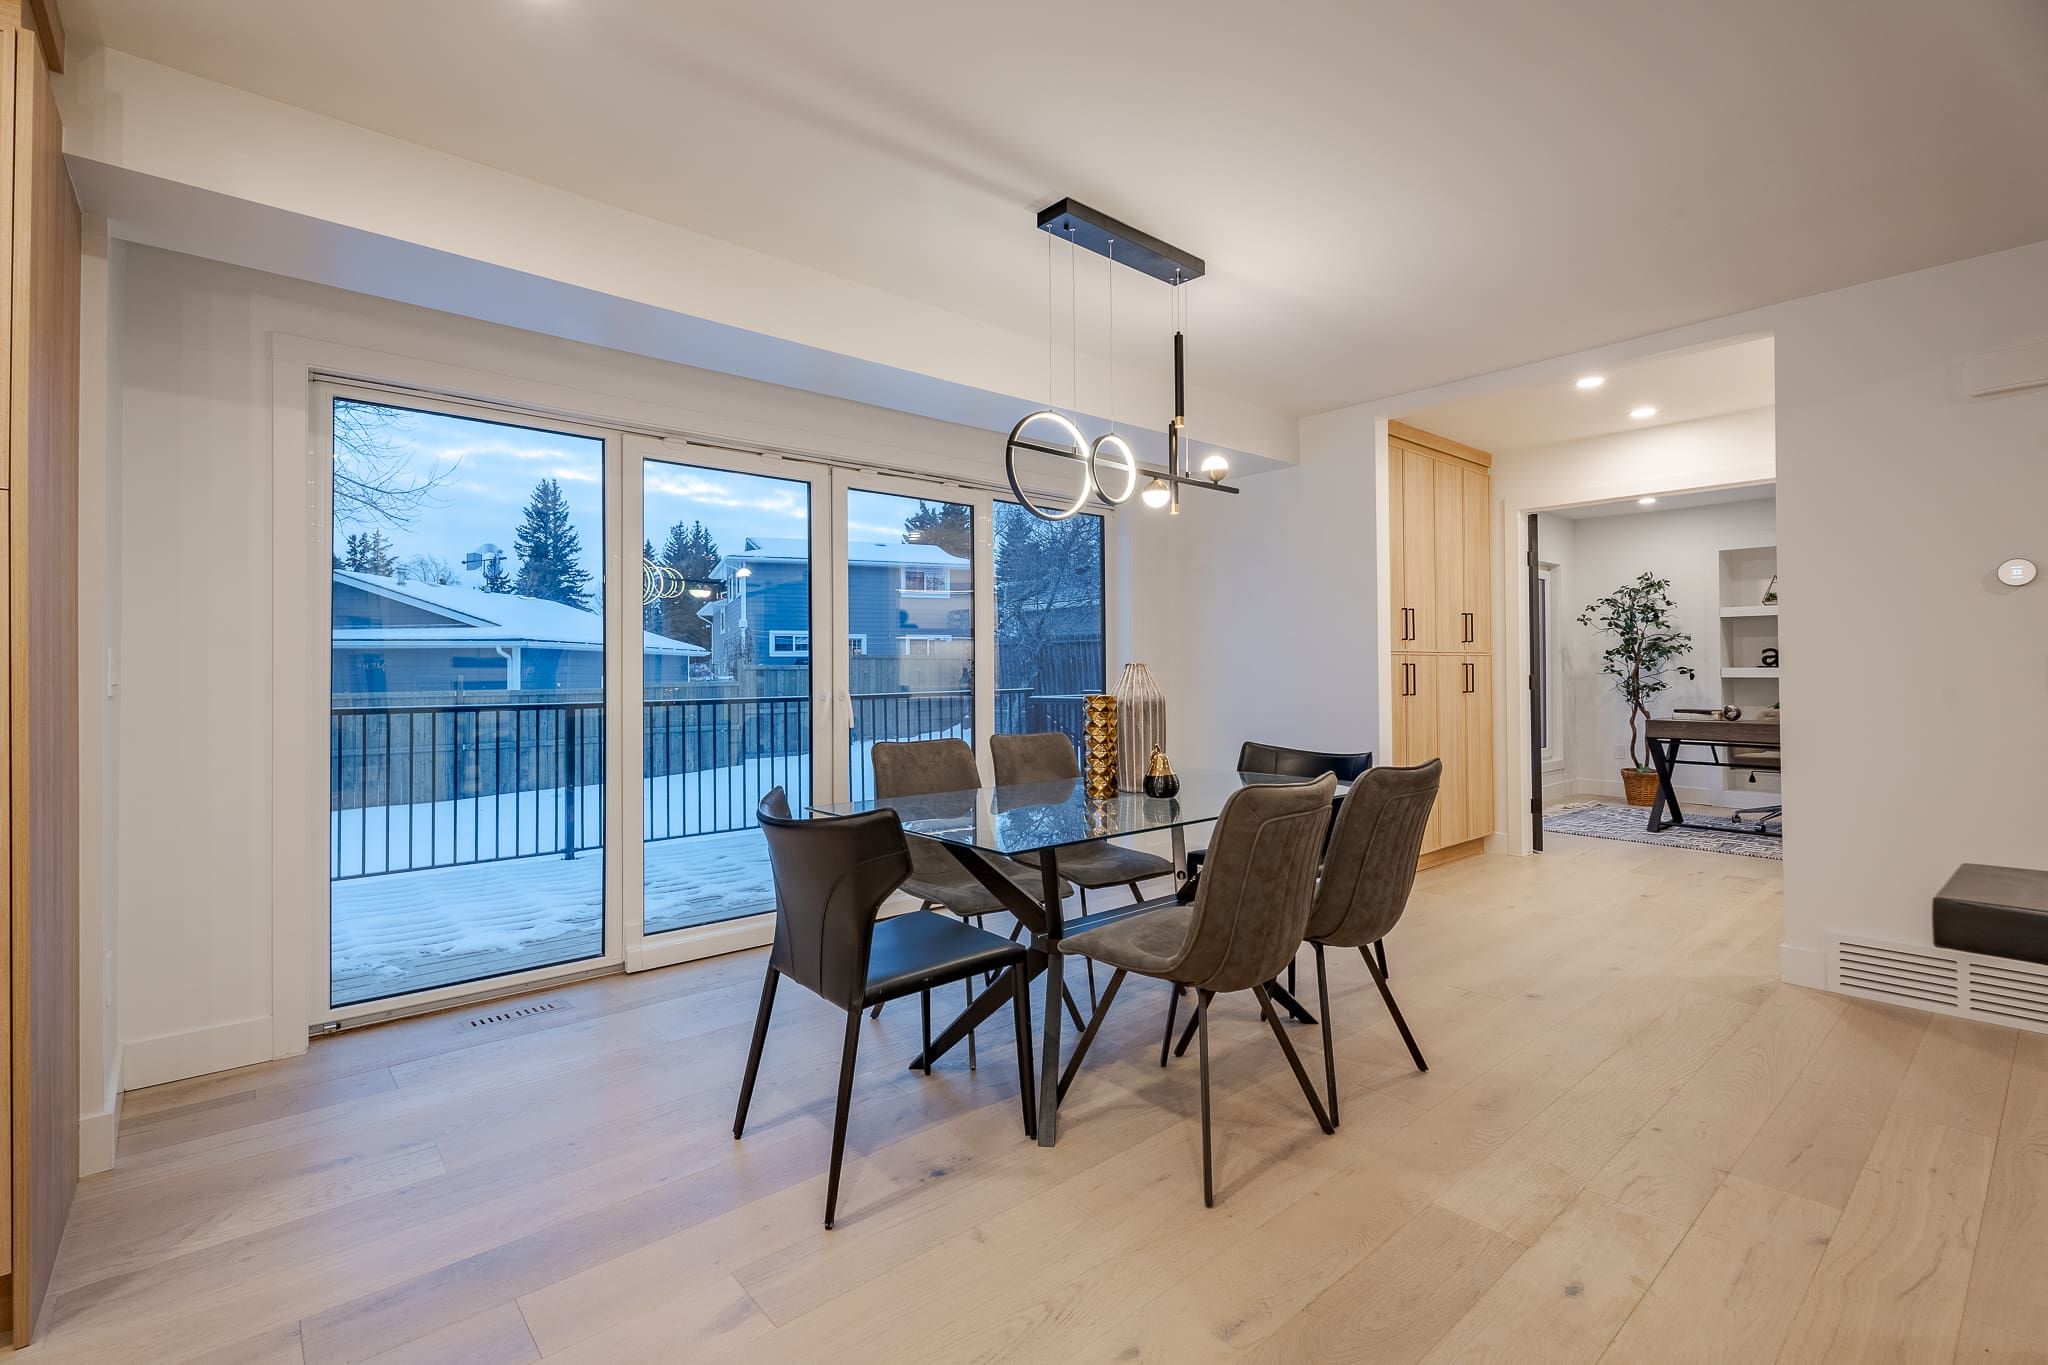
333 570 707 655
711 536 969 577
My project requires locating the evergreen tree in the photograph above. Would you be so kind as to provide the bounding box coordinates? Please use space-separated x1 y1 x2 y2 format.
512 478 594 609
658 519 720 649
642 538 663 633
479 551 513 594
903 500 973 561
342 529 400 576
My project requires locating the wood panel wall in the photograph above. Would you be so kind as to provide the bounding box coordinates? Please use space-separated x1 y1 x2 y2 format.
2 10 77 1346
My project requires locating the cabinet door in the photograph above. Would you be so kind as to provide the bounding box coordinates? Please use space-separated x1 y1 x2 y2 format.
1395 446 1437 650
1457 653 1494 842
1433 456 1465 650
1394 654 1449 852
1461 466 1491 649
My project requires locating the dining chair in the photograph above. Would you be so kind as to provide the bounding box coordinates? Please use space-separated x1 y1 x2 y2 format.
1170 741 1375 1052
1305 760 1440 1126
866 738 1077 1058
736 789 1037 1229
990 731 1177 1004
1054 773 1338 1206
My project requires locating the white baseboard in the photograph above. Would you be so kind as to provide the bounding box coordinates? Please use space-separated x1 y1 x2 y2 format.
79 1044 123 1175
1780 942 1825 989
122 1015 275 1091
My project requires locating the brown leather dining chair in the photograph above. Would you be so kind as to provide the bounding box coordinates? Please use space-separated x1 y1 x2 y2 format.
1305 760 1441 1125
866 738 1077 1059
735 789 1037 1229
1053 773 1338 1206
990 731 1177 1004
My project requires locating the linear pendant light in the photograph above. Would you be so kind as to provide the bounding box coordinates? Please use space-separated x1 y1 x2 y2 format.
1003 199 1237 521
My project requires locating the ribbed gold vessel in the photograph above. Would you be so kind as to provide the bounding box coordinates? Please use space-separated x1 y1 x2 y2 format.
1082 694 1120 800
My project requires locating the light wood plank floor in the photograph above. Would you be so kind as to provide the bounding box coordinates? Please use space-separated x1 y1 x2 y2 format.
33 834 2048 1363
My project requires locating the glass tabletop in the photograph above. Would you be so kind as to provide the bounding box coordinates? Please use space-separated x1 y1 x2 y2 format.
809 769 1340 856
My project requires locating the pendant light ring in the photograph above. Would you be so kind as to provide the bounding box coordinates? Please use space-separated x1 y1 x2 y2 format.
1089 432 1138 506
1004 409 1093 521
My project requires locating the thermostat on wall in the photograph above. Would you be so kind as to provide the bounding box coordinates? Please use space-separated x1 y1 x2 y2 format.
1998 558 2037 586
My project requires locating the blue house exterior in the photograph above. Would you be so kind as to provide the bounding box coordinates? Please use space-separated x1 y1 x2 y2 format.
700 537 972 671
332 570 706 696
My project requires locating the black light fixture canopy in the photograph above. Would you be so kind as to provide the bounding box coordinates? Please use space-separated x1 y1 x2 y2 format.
1036 199 1204 285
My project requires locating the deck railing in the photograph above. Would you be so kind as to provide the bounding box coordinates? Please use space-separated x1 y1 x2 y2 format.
334 688 1096 879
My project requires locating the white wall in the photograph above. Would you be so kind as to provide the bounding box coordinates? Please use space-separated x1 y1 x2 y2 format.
109 243 1179 1088
1775 239 2048 985
1164 406 1380 772
1550 498 1777 802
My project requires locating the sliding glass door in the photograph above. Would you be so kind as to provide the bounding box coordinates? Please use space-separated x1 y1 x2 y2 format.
638 450 823 937
323 389 618 1011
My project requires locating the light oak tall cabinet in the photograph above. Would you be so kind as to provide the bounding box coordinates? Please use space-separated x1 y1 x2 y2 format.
1388 422 1494 867
0 0 79 1348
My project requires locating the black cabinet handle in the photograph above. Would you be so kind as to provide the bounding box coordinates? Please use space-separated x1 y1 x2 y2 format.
1463 611 1474 643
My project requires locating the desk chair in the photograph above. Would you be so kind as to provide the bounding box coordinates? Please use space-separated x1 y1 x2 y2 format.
1731 746 1782 831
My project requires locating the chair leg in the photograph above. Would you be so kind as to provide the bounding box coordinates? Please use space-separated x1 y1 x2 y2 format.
1128 881 1145 902
1160 984 1182 1068
1078 888 1099 1010
1174 999 1201 1059
1252 983 1335 1135
1312 943 1337 1128
1196 988 1214 1208
733 966 779 1139
919 989 933 1076
1363 946 1427 1072
963 976 978 1071
1375 939 1388 978
824 1008 862 1229
1009 965 1036 1138
1286 956 1297 996
1057 968 1127 1103
1063 984 1088 1031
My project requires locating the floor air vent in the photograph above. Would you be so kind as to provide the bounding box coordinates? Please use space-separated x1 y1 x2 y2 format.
468 1001 564 1028
1834 941 1962 1009
1826 935 2048 1035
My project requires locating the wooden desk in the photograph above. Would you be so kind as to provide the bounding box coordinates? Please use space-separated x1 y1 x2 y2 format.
1643 717 1781 837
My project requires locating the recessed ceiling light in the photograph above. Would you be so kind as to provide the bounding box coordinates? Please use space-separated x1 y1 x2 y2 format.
1637 496 1658 506
1630 405 1658 419
1575 375 1605 390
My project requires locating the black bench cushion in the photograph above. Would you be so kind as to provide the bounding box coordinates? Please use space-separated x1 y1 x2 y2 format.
1932 863 2048 966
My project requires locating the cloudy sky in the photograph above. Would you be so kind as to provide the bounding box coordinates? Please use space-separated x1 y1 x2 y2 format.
333 400 965 598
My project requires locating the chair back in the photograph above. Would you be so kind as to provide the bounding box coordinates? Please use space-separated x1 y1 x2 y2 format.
990 732 1080 786
1306 760 1441 947
870 737 983 887
871 737 980 798
757 788 912 1010
1175 773 1337 992
1238 741 1373 784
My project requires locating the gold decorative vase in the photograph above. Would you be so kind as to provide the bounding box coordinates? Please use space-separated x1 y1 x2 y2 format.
1082 694 1120 800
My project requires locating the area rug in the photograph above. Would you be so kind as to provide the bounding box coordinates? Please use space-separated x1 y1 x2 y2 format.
1543 800 1782 860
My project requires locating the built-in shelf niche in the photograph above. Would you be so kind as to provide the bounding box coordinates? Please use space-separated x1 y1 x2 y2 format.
1718 542 1780 802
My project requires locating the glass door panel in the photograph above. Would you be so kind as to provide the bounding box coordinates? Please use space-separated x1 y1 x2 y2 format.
844 488 977 800
327 395 609 1009
641 457 815 934
991 501 1106 758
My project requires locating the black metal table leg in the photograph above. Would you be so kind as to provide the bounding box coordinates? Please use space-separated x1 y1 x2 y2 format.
1263 978 1318 1026
1036 847 1065 1147
1646 737 1685 832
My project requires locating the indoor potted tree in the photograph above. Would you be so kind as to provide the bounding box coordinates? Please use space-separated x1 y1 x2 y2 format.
1579 572 1696 806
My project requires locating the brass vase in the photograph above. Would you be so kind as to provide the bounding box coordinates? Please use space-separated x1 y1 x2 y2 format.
1082 694 1120 800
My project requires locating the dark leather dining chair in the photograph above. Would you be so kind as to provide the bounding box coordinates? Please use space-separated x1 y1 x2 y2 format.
865 738 1075 1058
1306 760 1440 1125
1055 774 1338 1206
735 789 1037 1229
990 732 1177 1004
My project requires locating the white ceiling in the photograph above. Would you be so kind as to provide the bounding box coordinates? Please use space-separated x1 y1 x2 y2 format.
1552 483 1775 520
61 0 2048 418
1400 336 1776 452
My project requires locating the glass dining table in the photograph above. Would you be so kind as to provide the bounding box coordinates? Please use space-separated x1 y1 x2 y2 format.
812 769 1338 1146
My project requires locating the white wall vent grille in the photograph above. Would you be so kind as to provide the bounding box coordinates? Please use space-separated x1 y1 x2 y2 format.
1826 935 2048 1035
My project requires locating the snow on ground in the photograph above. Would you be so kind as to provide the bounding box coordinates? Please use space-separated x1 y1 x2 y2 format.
328 726 964 1005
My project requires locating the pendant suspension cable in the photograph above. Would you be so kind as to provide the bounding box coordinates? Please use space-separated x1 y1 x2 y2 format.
1045 231 1055 409
1067 225 1079 415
